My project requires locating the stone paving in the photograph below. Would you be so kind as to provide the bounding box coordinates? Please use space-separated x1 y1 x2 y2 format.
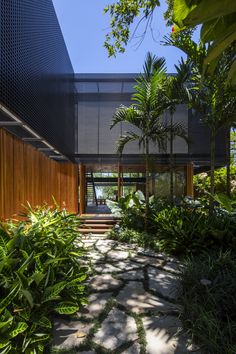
53 234 200 354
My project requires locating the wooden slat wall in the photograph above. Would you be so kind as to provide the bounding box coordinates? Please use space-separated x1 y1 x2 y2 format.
0 128 78 220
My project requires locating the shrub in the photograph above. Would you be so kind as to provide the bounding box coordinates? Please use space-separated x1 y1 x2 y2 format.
0 205 88 353
193 166 236 199
109 227 152 249
153 207 236 255
180 251 236 354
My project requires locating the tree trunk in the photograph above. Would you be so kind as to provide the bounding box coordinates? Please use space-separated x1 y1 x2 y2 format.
226 127 231 197
209 128 216 214
145 138 149 231
170 112 174 205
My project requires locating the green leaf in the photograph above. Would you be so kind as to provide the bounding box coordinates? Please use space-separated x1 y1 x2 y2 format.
204 22 236 64
0 318 13 330
0 344 12 354
9 322 28 338
182 0 236 26
173 0 195 27
42 281 66 302
31 271 45 286
0 286 20 315
67 274 87 287
0 340 11 350
0 227 10 249
36 316 52 329
22 290 34 308
54 302 79 315
227 60 236 87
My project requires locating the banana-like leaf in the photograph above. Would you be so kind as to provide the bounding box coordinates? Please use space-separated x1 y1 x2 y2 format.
204 23 236 64
174 0 236 27
54 302 79 315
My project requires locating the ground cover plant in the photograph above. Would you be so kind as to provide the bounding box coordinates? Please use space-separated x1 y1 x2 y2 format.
108 191 236 255
0 205 88 354
180 251 236 354
108 193 236 353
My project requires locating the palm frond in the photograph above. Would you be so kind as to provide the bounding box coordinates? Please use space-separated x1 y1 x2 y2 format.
111 105 141 129
143 52 167 78
116 132 140 154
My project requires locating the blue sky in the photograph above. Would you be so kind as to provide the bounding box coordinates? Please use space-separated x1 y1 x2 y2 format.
52 0 191 73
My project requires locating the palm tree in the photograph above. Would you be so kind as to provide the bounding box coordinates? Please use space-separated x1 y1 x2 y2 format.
111 52 187 225
162 58 192 203
164 33 236 210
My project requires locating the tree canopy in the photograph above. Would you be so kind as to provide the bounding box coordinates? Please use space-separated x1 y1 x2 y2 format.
104 0 236 85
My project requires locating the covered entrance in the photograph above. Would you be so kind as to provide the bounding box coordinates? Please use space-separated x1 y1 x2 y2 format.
78 163 194 215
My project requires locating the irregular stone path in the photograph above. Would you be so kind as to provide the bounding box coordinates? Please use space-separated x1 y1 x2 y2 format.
53 234 199 354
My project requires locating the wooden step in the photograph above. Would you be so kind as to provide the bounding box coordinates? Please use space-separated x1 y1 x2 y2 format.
82 223 114 229
78 228 111 234
81 219 116 224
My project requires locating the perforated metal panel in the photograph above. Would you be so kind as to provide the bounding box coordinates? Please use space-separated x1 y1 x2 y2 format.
0 0 75 156
75 74 226 168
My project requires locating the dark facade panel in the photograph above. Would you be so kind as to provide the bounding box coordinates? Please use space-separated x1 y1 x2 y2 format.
75 74 227 168
0 0 75 156
188 110 227 165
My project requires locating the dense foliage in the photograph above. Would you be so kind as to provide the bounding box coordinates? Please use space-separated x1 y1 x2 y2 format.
108 191 236 255
180 251 236 353
0 205 88 354
194 166 236 200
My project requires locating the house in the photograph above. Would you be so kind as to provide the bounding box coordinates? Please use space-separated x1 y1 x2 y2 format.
0 0 227 218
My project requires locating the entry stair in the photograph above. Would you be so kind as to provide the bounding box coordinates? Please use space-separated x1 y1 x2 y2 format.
78 215 118 234
86 172 98 206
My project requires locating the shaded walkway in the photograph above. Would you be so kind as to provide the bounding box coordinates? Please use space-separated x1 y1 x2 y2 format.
85 205 111 214
53 234 201 353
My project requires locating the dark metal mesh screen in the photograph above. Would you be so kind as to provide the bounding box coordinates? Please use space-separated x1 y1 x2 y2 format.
0 0 75 156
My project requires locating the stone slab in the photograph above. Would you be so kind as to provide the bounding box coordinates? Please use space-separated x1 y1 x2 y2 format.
93 308 138 350
89 274 122 291
95 262 122 273
53 319 92 349
117 269 144 281
143 316 190 354
147 267 181 301
137 248 165 259
117 281 179 314
162 261 183 274
131 255 163 267
79 292 112 319
111 260 142 271
107 250 132 261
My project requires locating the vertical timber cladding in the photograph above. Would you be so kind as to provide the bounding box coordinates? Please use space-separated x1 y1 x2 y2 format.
0 129 78 219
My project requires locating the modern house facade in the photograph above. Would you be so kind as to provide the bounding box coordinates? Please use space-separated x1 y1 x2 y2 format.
0 0 227 218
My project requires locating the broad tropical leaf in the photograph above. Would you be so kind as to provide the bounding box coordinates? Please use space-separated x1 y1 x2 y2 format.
54 302 79 315
42 281 66 302
9 322 28 338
